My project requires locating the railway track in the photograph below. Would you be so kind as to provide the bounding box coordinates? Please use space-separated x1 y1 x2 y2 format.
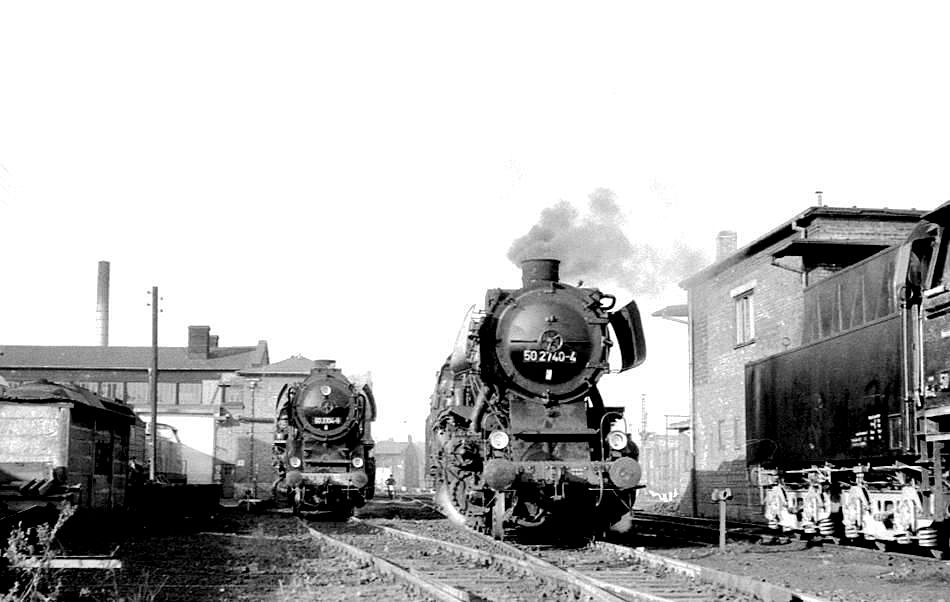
630 508 950 564
308 514 827 602
630 510 778 547
16 499 942 601
306 518 589 601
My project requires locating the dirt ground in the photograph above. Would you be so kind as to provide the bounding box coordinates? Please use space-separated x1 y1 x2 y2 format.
657 538 950 602
6 499 950 602
3 505 429 602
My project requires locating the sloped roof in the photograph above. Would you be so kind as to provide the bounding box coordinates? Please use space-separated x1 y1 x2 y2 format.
0 344 266 372
651 304 688 319
0 379 136 420
680 205 926 289
240 355 315 376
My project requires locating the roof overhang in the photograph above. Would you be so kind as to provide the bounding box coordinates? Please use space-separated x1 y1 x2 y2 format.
771 239 890 267
651 304 688 323
922 200 950 226
680 205 926 289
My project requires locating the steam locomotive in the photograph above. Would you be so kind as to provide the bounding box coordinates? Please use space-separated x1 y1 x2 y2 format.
272 360 376 516
747 202 950 554
426 258 646 540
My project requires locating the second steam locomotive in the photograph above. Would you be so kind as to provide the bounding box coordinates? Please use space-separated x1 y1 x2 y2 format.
427 259 646 540
273 360 376 516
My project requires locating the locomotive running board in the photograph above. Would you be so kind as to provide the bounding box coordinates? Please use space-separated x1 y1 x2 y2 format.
609 299 647 372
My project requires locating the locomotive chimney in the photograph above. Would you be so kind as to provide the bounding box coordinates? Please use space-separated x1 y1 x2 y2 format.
716 231 737 262
521 258 560 287
313 359 337 370
96 260 110 347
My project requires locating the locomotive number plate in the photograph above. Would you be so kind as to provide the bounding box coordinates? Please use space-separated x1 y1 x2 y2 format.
522 349 577 363
311 416 342 425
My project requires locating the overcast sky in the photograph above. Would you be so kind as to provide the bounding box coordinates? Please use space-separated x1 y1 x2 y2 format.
2 2 949 441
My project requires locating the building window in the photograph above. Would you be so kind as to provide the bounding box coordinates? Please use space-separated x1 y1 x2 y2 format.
733 285 755 346
125 382 147 403
101 382 124 400
889 414 902 449
178 383 202 404
158 383 177 404
76 382 98 393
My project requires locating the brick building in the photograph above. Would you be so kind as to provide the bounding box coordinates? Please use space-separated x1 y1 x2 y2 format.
374 438 424 491
0 337 376 500
680 206 925 520
0 325 268 488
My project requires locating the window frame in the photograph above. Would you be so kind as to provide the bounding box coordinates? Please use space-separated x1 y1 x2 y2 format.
731 281 756 347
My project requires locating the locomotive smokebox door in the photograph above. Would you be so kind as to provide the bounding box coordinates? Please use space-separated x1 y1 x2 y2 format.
609 299 647 372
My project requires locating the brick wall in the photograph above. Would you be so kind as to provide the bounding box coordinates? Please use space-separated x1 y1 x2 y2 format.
687 212 923 521
216 375 300 499
689 243 802 519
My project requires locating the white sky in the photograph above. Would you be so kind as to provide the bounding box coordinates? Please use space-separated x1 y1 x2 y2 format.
2 2 949 441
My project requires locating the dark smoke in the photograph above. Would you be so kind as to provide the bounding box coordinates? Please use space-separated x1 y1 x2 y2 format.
507 188 709 296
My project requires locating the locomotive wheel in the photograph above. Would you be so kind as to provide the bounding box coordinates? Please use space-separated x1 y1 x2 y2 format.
436 467 474 514
434 481 468 524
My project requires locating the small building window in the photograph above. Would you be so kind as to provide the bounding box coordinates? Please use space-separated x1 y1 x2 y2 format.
178 383 202 404
101 382 124 400
888 414 902 449
76 382 98 393
158 383 177 404
126 382 148 403
734 288 755 346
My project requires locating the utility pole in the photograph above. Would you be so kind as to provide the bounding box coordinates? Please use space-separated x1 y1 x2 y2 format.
640 393 648 450
248 379 259 498
148 286 159 481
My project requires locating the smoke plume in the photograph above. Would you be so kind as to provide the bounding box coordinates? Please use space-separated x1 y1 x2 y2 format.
507 188 708 296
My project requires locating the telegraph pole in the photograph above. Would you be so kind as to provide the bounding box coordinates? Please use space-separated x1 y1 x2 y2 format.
640 393 648 450
149 286 159 481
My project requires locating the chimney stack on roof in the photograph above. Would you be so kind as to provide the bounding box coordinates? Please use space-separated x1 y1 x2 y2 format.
96 261 110 347
188 325 211 359
716 231 738 262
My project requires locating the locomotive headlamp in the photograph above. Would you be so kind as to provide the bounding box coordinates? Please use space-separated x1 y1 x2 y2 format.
489 430 510 450
320 385 332 397
289 456 302 468
607 431 628 451
351 456 364 468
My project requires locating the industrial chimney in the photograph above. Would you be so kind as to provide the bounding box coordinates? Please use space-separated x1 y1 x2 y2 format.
96 261 110 347
716 231 738 262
